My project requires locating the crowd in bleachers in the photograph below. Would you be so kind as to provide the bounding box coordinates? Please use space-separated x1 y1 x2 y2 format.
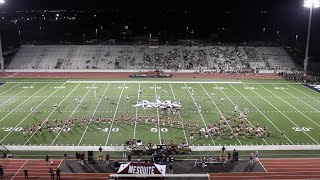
280 72 320 84
7 45 296 71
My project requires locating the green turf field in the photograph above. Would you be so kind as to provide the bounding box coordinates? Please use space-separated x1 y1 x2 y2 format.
0 79 320 148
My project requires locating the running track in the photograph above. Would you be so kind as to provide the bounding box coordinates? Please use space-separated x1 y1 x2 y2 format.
210 158 320 179
0 159 109 179
1 158 320 179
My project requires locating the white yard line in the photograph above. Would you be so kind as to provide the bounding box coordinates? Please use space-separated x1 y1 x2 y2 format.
267 84 320 128
212 83 268 145
133 83 141 139
24 83 81 145
0 83 52 143
229 84 294 145
0 82 22 96
287 84 320 104
183 83 216 145
57 159 64 168
50 83 97 145
154 83 162 144
67 80 243 84
0 82 68 143
169 83 189 145
78 83 111 145
0 83 50 125
199 83 242 145
105 83 126 146
242 84 319 145
0 83 38 107
10 160 28 180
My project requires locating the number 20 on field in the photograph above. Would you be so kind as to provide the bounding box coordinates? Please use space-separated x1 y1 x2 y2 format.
292 127 312 132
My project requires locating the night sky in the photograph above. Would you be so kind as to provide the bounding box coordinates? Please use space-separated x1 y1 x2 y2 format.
0 0 320 61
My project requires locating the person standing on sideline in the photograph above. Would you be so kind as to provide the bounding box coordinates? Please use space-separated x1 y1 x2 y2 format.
254 151 259 162
63 151 68 162
56 168 61 180
99 146 103 153
0 165 4 178
24 167 28 179
249 153 254 164
45 155 49 165
168 163 173 174
49 168 54 180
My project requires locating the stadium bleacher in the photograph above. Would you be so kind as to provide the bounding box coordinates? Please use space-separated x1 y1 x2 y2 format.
7 45 296 71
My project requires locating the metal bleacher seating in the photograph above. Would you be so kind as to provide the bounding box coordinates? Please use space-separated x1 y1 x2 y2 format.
7 44 296 71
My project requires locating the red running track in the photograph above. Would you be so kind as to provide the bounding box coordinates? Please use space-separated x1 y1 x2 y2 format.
210 158 320 180
0 159 110 180
2 158 320 179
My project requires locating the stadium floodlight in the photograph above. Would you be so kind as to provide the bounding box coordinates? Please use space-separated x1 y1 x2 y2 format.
304 0 320 8
0 0 4 4
304 0 320 74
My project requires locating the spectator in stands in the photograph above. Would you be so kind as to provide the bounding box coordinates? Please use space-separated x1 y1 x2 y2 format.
24 167 28 179
45 155 49 165
56 167 61 180
0 165 3 178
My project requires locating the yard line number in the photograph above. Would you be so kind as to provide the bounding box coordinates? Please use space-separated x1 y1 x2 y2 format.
151 128 168 132
2 127 71 132
292 127 312 132
100 127 119 132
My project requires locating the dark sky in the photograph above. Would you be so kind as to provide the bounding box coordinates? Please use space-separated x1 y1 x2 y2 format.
0 0 305 10
1 0 319 60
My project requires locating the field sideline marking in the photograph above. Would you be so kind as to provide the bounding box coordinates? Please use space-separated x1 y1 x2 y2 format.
213 83 269 145
243 84 319 144
183 83 216 145
0 83 37 107
169 83 189 145
1 82 70 144
105 83 126 146
4 144 320 151
10 160 28 180
0 83 38 122
229 84 294 145
51 83 97 145
287 84 320 104
78 83 111 145
199 83 242 145
0 82 22 96
24 82 81 145
133 83 141 139
154 83 162 144
267 84 320 128
0 83 53 143
67 80 243 84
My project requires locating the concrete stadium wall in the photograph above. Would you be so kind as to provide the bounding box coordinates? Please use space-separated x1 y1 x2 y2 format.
4 69 289 74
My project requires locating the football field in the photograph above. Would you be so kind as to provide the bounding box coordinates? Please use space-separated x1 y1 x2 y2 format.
0 79 320 149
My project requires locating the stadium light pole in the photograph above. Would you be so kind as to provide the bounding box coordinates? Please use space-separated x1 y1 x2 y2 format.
0 0 4 72
304 0 320 75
